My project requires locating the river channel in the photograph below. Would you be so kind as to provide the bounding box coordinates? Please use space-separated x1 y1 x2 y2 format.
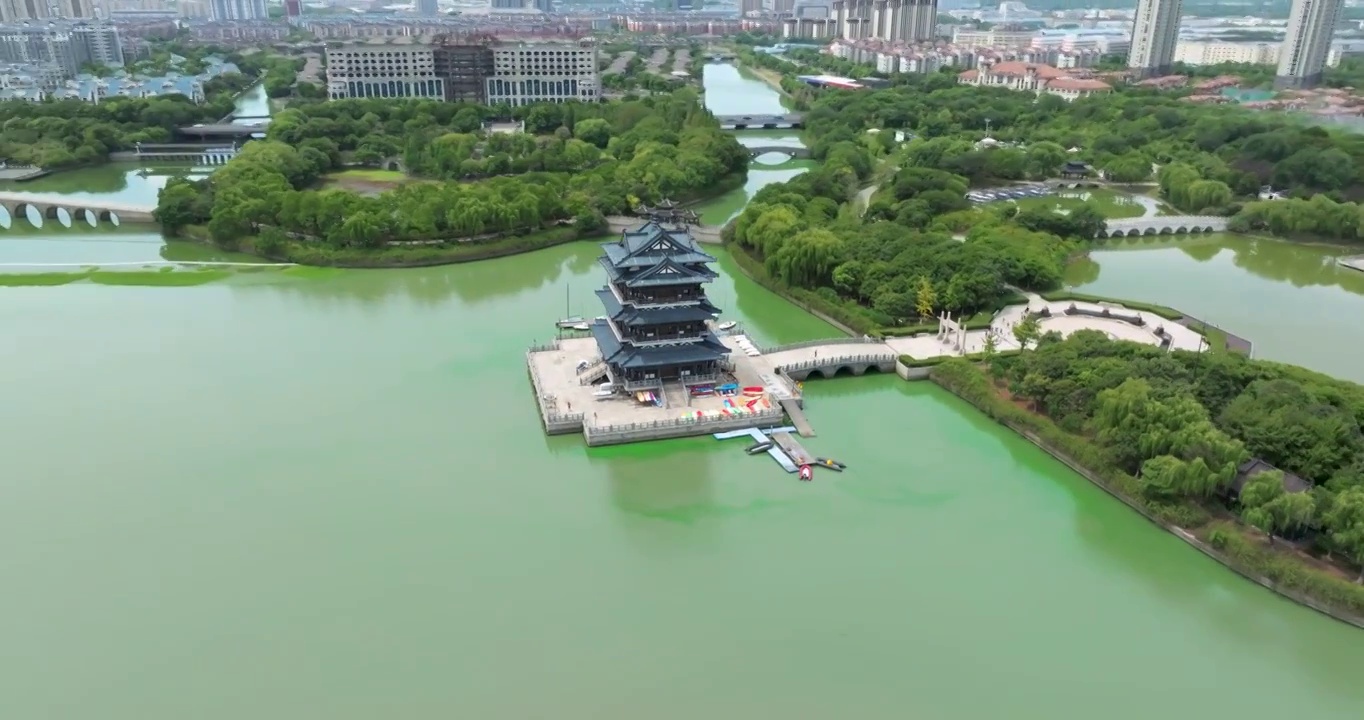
2 64 1363 719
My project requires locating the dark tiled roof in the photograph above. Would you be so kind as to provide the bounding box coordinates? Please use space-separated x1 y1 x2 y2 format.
599 256 717 288
601 222 714 269
590 321 729 369
595 288 719 324
1231 458 1313 496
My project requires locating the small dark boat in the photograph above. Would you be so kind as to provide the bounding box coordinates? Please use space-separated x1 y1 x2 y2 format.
746 441 773 455
816 457 847 470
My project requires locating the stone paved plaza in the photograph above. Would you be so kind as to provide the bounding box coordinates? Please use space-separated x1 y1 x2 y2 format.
885 293 1208 358
527 336 793 430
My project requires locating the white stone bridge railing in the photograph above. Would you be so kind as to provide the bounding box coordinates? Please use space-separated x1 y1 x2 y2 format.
759 337 888 354
1099 215 1228 238
583 408 786 446
0 192 156 226
775 353 899 381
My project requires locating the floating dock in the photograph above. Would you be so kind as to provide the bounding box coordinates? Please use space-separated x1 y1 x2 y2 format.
771 432 816 466
714 426 800 472
780 398 815 437
714 426 819 474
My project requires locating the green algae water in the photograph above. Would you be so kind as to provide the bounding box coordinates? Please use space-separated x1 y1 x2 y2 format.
2 64 1364 719
1067 233 1364 383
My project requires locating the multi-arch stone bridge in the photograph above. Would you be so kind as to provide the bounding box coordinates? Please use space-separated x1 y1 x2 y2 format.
0 193 155 227
746 145 812 161
758 338 898 380
716 113 804 130
1099 215 1228 238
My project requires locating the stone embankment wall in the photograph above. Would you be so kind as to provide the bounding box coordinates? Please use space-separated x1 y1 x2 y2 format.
584 409 786 446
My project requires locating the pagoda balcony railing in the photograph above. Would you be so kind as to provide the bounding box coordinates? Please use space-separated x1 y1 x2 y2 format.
680 372 726 386
620 377 664 392
608 282 708 310
626 334 709 348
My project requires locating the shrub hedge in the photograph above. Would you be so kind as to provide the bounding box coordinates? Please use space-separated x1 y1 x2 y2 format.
1038 290 1184 320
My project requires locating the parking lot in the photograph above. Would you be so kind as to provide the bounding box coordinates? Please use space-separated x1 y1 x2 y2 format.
967 185 1053 203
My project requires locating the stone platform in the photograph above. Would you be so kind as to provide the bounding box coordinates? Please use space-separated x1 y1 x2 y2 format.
526 335 800 446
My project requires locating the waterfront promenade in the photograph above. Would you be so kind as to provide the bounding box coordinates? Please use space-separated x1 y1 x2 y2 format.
527 293 1215 446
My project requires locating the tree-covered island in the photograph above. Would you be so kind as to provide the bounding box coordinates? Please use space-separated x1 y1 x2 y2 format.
155 88 748 266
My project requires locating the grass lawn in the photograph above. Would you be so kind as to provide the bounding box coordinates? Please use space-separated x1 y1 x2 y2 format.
1003 189 1154 220
325 168 409 183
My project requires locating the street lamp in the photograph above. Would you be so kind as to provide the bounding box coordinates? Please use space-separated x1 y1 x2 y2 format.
985 118 992 136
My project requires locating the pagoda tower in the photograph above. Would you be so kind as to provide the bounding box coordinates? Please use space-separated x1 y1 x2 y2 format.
591 222 730 391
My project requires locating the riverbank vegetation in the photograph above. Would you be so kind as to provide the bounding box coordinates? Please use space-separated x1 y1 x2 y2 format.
724 61 1364 335
931 333 1364 618
156 89 747 263
0 265 300 287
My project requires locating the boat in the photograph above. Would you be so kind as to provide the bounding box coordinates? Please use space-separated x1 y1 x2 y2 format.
571 322 591 331
746 441 773 455
816 457 847 470
799 465 813 481
716 320 737 331
556 315 584 329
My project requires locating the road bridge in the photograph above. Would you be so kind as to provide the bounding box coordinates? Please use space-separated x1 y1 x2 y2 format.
1099 215 1228 238
176 123 267 139
759 338 897 380
716 113 804 130
0 192 155 227
746 145 812 160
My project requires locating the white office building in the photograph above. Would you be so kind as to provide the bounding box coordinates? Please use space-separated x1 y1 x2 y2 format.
1127 0 1182 77
1174 40 1280 66
326 43 444 100
1276 0 1344 88
209 0 266 21
485 42 598 106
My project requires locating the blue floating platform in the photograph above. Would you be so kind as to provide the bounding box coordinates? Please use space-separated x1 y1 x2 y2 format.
714 426 799 472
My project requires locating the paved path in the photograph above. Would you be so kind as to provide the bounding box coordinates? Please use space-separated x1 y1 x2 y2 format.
885 293 1208 358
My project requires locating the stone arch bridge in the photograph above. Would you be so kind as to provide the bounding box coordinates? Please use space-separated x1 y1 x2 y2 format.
746 145 812 161
758 338 898 380
1099 215 1228 238
0 193 155 227
716 113 804 130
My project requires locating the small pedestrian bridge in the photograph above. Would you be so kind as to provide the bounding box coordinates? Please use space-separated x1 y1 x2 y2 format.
176 123 267 139
761 338 897 380
716 113 804 130
129 142 239 165
1098 215 1229 238
746 145 812 161
0 192 155 229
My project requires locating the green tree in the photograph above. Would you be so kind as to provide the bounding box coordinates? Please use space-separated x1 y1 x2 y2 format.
1013 313 1041 350
1325 486 1364 582
914 275 937 320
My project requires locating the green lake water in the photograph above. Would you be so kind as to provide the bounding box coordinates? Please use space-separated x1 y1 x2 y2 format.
2 63 1364 719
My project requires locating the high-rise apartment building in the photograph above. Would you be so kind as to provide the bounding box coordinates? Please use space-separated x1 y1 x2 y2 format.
831 0 936 44
327 39 598 106
284 0 301 17
1276 0 1344 89
490 0 522 8
0 21 122 77
740 0 762 15
0 0 96 21
1126 0 1182 77
532 0 552 12
416 0 437 15
209 0 266 21
486 42 598 106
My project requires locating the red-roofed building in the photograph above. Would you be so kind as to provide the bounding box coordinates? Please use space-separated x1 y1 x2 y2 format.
958 61 1112 101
